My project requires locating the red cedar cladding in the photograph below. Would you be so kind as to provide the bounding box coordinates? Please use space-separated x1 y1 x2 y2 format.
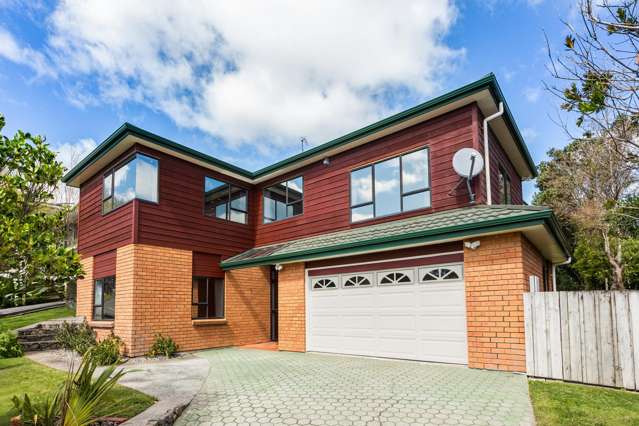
253 105 488 246
76 103 524 258
192 252 224 277
93 250 116 278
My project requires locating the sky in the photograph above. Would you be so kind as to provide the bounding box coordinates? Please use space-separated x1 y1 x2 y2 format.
0 0 581 202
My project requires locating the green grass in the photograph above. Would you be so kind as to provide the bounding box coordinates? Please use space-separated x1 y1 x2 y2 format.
0 306 75 332
0 357 155 424
529 380 639 425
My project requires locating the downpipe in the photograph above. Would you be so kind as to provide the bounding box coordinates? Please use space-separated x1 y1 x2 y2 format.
483 102 504 205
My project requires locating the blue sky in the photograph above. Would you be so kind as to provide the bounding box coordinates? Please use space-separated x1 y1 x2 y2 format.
0 1 579 201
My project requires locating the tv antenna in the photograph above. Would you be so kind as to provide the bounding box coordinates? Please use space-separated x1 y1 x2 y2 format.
300 137 309 152
450 148 484 204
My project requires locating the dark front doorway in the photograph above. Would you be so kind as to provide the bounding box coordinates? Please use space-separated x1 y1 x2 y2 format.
270 266 279 341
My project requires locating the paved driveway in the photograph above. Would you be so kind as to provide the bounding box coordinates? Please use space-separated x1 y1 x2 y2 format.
176 348 534 426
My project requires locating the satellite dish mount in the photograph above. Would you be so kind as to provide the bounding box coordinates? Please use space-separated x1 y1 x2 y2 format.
450 148 484 204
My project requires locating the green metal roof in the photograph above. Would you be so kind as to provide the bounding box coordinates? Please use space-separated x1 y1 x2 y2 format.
221 205 569 269
62 73 537 184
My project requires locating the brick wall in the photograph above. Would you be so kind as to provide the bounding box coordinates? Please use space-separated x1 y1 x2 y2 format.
278 263 306 352
76 256 93 320
80 243 271 356
463 232 542 372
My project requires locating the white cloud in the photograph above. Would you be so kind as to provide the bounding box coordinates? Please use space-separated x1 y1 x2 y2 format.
524 86 541 103
0 26 54 78
521 127 538 141
3 0 462 153
52 138 97 204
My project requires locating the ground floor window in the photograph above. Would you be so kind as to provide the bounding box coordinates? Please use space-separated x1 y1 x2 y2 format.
192 277 225 319
93 276 115 320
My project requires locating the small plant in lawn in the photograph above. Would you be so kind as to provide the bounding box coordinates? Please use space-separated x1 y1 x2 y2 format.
87 334 122 366
147 333 179 358
12 353 128 425
55 321 96 355
0 331 23 358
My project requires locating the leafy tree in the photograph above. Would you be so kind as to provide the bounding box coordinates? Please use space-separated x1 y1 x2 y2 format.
534 135 639 290
547 0 639 155
0 114 82 307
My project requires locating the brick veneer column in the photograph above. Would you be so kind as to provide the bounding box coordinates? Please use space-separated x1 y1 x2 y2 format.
464 232 542 372
76 256 93 320
278 262 306 352
113 245 135 351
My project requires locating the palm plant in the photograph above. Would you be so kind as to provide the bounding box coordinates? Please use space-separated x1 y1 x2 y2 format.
12 354 127 425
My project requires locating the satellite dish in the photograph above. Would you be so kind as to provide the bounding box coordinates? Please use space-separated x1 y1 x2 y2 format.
453 148 484 178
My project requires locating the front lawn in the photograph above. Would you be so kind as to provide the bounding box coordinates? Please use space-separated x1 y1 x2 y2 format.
0 357 154 424
529 380 639 425
0 306 75 331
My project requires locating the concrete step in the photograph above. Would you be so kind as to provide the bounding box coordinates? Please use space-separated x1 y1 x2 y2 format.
18 332 57 342
21 340 61 351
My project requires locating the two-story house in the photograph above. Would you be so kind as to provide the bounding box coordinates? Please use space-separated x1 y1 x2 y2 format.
62 74 568 373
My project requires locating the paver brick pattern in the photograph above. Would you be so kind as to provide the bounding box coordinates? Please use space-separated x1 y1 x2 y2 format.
176 348 533 426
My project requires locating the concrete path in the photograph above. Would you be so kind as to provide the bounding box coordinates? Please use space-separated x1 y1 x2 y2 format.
0 301 65 317
27 350 209 425
177 348 534 426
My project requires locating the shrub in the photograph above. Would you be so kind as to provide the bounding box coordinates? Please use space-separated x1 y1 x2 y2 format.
13 353 128 425
0 331 23 358
87 334 122 366
55 321 96 355
147 333 179 358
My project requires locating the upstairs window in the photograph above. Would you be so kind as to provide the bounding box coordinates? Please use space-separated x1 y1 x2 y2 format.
102 153 158 214
497 167 512 204
204 177 248 224
350 148 430 222
263 176 304 223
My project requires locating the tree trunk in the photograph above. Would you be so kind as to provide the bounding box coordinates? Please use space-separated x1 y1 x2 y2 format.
602 231 625 290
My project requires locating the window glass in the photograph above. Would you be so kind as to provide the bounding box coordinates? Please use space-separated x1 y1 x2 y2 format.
351 167 373 206
263 177 304 222
403 191 430 212
229 186 248 224
204 177 228 218
136 154 158 202
113 158 136 209
93 277 115 321
351 204 374 222
204 178 248 224
374 157 401 217
401 149 429 193
103 153 159 213
103 174 112 198
192 277 224 319
350 148 430 222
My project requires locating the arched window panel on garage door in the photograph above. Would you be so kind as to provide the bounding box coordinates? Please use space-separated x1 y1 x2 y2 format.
311 276 339 290
341 273 373 288
418 264 463 283
377 269 414 286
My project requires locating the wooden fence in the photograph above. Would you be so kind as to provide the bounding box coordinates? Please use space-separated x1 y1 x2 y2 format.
523 291 639 390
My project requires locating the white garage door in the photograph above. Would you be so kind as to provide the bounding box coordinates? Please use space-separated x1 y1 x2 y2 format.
306 263 467 364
